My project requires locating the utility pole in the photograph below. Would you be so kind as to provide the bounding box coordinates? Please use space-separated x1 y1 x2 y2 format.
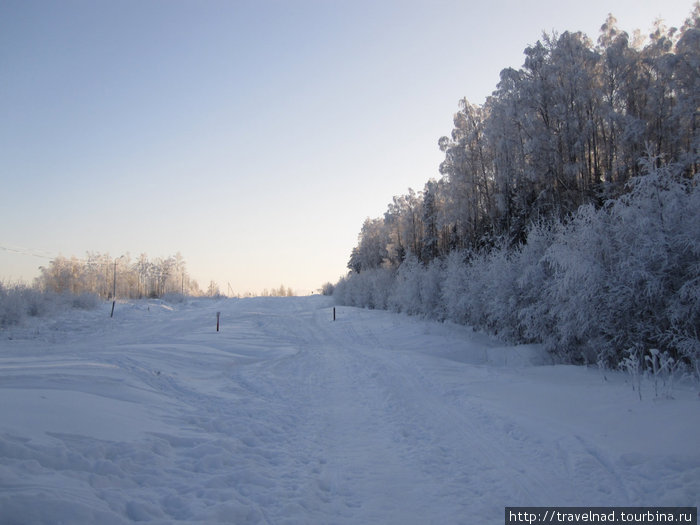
110 255 124 318
113 259 118 298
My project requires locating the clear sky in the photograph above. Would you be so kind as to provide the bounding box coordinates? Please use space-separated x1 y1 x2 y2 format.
1 0 695 294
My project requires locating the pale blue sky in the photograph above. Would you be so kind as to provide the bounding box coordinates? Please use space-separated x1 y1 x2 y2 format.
1 0 694 293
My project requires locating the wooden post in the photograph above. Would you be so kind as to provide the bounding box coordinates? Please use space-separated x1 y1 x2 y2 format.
333 307 336 321
216 311 220 332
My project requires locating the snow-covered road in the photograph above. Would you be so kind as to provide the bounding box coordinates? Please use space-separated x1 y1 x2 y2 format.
0 296 698 524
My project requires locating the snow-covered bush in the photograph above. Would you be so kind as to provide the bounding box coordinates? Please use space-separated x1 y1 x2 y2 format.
479 243 522 341
0 283 100 327
333 267 395 310
516 219 557 345
539 158 699 368
540 204 612 363
332 274 350 305
335 158 699 376
419 258 446 319
162 292 187 305
456 250 488 329
71 292 101 310
450 244 519 338
362 268 395 310
442 250 471 325
388 254 423 315
0 284 52 326
0 283 23 327
600 159 698 369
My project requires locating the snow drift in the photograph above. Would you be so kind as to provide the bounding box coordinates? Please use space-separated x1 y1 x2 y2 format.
0 296 698 524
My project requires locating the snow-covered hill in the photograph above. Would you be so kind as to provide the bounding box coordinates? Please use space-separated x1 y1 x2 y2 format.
0 296 697 524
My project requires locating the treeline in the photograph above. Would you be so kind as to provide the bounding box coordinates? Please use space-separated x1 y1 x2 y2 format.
336 7 700 374
34 253 300 301
35 252 202 299
208 283 297 298
257 285 296 297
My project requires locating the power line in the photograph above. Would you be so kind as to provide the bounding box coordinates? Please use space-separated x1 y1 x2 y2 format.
0 244 55 260
0 245 101 265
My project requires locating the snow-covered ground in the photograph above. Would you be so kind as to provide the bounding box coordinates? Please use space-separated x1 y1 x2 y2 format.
0 296 697 524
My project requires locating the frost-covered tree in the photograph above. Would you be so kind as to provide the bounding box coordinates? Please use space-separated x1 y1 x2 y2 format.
348 218 390 273
335 6 700 373
35 252 201 299
673 4 700 176
421 180 441 262
439 99 495 248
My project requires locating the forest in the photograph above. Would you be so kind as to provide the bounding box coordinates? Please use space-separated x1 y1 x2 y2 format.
334 7 700 375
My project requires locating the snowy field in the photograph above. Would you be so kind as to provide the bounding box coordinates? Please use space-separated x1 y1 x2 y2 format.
0 296 698 524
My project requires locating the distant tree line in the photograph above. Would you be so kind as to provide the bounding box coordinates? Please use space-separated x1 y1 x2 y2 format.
35 252 202 299
336 7 700 375
34 253 301 301
207 282 297 298
258 285 296 297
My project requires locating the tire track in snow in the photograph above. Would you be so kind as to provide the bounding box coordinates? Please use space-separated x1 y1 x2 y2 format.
330 314 552 512
289 305 634 519
262 305 515 522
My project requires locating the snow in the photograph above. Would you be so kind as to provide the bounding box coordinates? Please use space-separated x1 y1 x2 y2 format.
0 296 698 524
